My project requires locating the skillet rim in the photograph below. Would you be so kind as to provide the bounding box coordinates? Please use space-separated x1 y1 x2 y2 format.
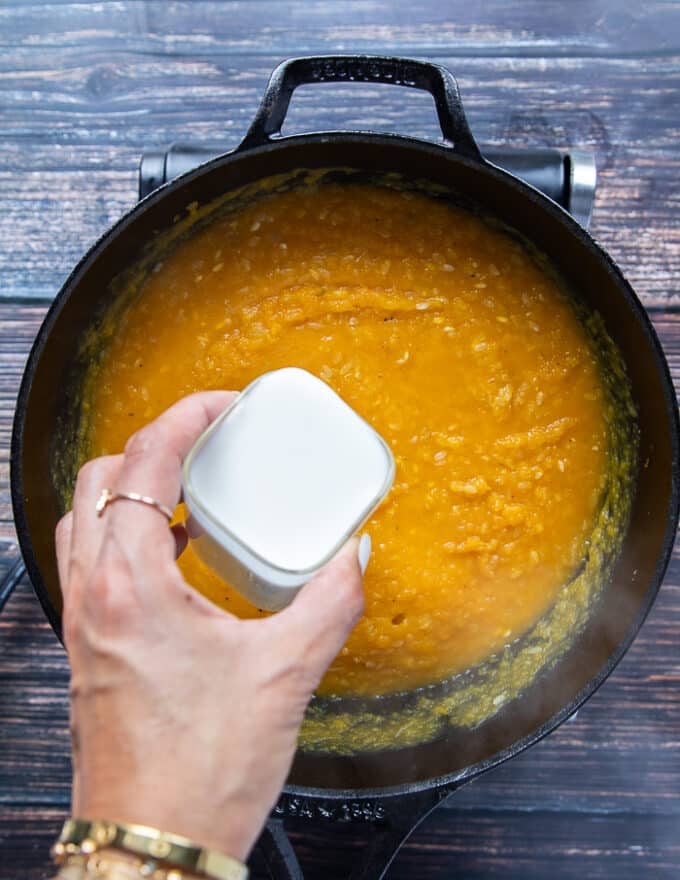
11 131 679 799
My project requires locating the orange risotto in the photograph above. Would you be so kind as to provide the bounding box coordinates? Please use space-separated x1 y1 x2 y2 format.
82 181 608 697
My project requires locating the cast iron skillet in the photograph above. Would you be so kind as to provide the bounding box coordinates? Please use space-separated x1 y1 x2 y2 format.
11 56 679 878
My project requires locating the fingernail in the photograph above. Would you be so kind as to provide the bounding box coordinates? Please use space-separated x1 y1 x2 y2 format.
358 533 372 575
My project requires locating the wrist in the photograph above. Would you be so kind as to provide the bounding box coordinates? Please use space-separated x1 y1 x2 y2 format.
75 796 256 862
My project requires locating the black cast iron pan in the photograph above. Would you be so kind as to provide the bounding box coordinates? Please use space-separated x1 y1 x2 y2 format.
11 57 679 879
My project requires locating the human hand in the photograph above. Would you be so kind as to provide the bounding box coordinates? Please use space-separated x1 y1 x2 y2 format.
55 392 367 861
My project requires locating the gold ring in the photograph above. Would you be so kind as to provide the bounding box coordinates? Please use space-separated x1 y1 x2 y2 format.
95 488 174 523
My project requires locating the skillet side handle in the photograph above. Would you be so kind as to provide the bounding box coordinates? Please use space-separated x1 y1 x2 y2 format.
347 789 444 880
257 788 449 880
239 55 483 161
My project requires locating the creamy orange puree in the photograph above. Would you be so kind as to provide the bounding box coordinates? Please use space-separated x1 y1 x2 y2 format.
83 182 608 697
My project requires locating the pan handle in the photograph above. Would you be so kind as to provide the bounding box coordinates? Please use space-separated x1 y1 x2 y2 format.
239 55 483 161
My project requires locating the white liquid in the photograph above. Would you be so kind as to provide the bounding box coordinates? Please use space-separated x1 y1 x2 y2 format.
186 368 394 572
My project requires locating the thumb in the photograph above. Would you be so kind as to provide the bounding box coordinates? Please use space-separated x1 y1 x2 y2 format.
271 534 371 675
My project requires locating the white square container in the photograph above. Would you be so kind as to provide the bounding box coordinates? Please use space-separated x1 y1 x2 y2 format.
182 367 395 611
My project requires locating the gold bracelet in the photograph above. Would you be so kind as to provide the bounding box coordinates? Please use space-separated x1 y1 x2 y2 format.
54 852 149 880
52 819 248 880
54 850 200 879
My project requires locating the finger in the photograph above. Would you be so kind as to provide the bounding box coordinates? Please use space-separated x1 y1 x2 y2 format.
55 511 73 598
68 454 124 585
107 391 237 560
271 534 370 674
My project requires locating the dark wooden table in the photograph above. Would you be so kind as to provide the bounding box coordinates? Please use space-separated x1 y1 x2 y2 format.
1 2 679 877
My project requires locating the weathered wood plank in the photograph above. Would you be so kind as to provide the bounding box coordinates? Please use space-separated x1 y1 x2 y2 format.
2 804 680 880
1 0 679 58
288 810 680 879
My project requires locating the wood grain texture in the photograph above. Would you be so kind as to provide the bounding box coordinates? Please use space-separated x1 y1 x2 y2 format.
1 0 679 57
286 811 680 880
1 1 679 877
2 804 680 880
